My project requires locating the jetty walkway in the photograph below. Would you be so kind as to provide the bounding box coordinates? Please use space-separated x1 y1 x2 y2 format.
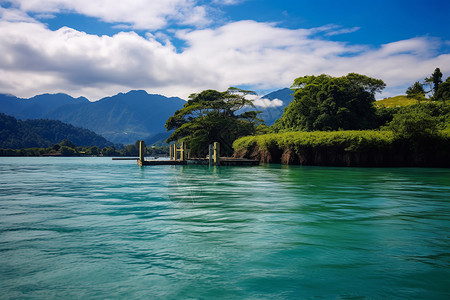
134 141 259 166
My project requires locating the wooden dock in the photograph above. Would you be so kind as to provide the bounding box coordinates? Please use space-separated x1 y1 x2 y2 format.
138 160 187 166
133 141 259 167
137 158 259 166
112 157 138 160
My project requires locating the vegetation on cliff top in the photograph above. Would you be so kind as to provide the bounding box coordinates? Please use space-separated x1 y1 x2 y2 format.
233 68 450 166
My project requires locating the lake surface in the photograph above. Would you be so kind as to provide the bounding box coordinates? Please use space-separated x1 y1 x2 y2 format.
1 157 449 299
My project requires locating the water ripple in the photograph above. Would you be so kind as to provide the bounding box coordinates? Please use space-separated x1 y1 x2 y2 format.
0 158 449 299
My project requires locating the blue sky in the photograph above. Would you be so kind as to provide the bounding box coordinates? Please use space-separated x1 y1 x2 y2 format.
0 0 449 102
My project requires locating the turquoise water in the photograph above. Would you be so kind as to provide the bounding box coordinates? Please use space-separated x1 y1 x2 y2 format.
0 157 449 299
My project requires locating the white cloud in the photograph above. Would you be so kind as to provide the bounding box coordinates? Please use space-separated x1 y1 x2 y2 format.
247 95 283 108
212 0 245 5
0 6 37 22
5 0 210 29
324 26 360 36
0 10 449 101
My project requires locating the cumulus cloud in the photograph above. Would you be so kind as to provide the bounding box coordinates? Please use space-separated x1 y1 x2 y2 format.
0 7 449 101
5 0 210 29
249 96 284 108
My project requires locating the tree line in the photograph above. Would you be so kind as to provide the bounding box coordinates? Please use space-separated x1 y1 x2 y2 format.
0 139 170 157
406 68 450 104
0 113 114 149
165 68 449 158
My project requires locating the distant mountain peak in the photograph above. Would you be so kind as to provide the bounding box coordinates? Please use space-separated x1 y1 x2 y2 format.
118 90 149 97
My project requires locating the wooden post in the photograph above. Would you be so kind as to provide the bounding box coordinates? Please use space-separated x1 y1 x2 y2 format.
173 144 177 160
209 144 214 166
180 142 185 161
139 140 146 163
213 142 220 166
169 144 173 160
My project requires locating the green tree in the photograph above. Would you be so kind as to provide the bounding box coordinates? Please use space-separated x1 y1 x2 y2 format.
406 82 426 104
102 146 118 156
60 139 76 148
120 141 139 156
424 68 443 98
273 73 385 132
435 77 450 104
165 88 261 156
60 146 76 156
431 67 443 96
386 111 439 139
86 146 100 156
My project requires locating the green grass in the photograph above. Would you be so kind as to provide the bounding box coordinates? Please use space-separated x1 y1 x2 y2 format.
375 95 427 108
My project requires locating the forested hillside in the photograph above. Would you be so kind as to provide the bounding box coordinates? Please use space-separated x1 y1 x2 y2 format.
0 91 186 144
0 113 114 149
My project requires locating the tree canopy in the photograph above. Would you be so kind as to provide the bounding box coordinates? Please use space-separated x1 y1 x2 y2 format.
406 81 426 104
430 67 443 97
421 67 446 102
272 73 385 132
165 88 261 156
435 76 450 104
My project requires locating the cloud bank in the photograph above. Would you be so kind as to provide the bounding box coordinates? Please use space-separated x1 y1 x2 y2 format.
5 0 210 29
0 3 449 100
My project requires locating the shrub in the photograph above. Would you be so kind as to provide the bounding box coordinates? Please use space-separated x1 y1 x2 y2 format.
386 111 439 139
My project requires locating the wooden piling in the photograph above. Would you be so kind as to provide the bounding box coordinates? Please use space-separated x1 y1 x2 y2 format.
172 144 177 160
139 140 146 163
180 142 186 161
213 142 220 166
209 144 214 166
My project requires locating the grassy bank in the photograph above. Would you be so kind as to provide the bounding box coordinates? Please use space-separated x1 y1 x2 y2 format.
375 95 425 107
233 130 450 167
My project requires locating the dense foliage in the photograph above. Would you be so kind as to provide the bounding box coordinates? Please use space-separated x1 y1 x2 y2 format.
272 73 385 132
434 76 450 104
406 67 449 104
165 88 261 156
0 138 169 157
234 130 395 152
0 113 114 149
233 128 450 166
0 139 116 157
406 81 426 104
234 69 450 166
384 103 450 139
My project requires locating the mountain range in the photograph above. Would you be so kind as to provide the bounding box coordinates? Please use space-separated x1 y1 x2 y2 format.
257 88 293 125
0 89 294 145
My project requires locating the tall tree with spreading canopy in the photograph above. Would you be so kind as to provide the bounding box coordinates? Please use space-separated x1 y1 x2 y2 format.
406 81 426 104
165 88 261 156
272 73 385 131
